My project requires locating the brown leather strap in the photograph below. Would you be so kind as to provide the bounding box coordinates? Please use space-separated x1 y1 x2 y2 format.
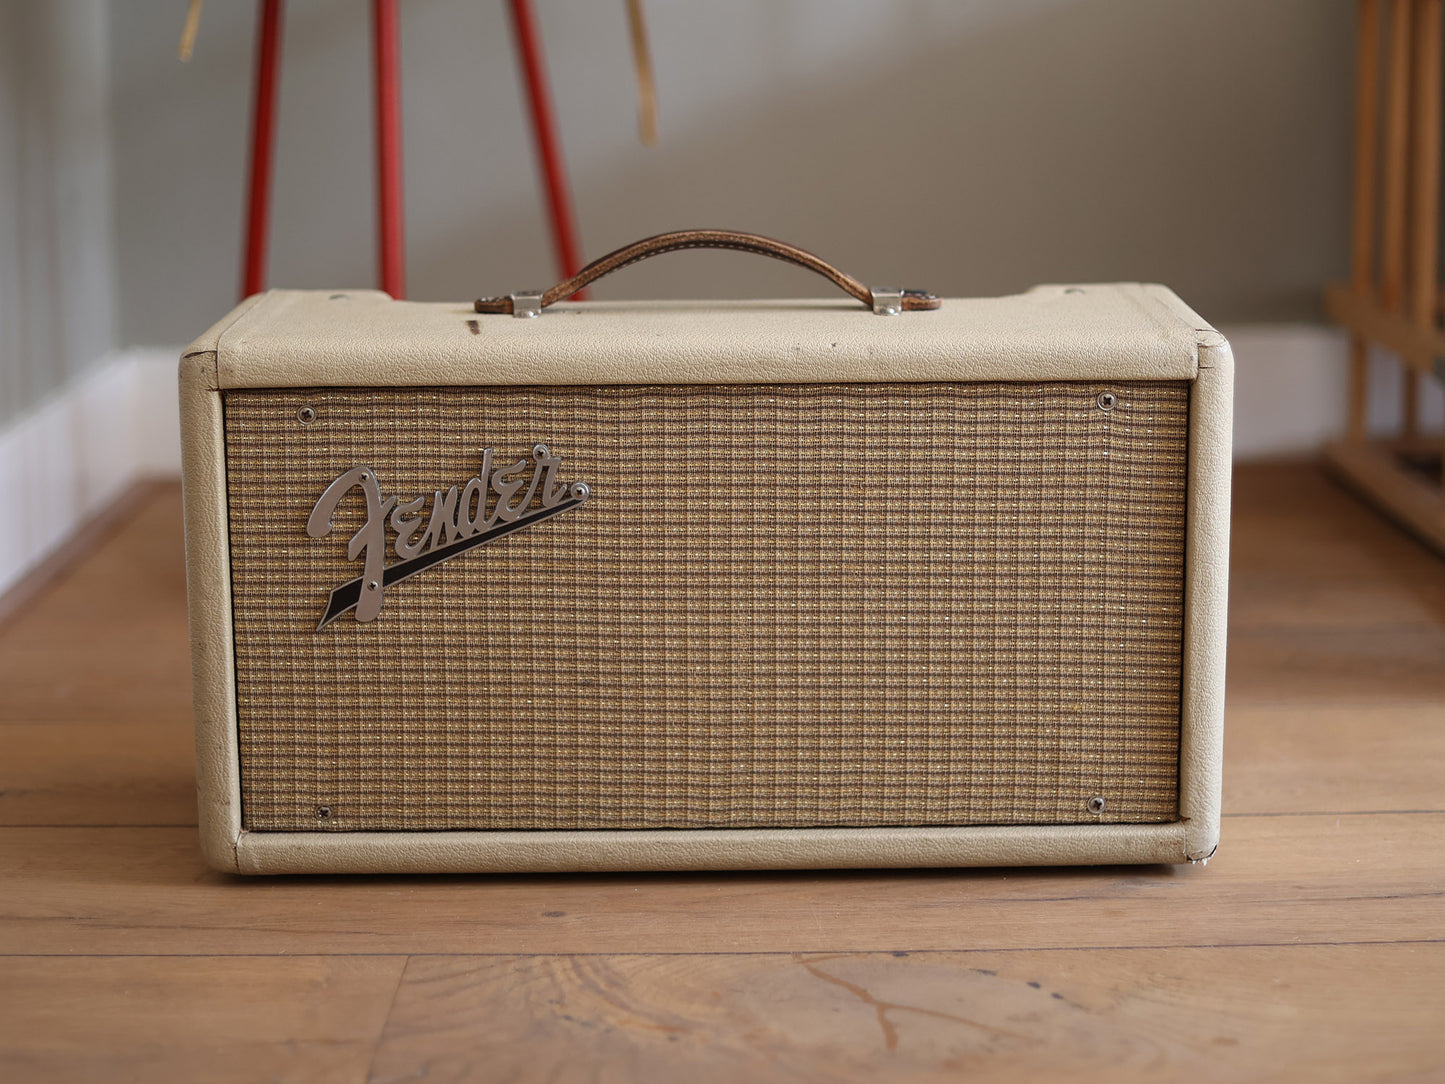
474 229 941 314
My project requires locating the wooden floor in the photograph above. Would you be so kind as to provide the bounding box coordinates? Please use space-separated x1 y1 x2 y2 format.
1 463 1443 1082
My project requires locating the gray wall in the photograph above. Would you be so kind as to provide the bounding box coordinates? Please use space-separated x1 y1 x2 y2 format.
111 0 1355 349
0 0 115 427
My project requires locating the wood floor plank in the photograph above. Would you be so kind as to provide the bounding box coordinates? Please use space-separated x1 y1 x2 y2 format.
0 486 190 726
0 482 176 630
367 944 1445 1084
1226 625 1445 705
0 721 196 826
0 955 404 1084
1229 464 1445 628
1228 522 1445 630
1227 562 1445 631
1 815 1440 957
1223 703 1445 814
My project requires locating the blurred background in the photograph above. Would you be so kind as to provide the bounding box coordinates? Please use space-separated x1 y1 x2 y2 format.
3 0 1441 593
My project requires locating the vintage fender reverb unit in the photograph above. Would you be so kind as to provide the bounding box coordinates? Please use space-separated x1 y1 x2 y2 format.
180 231 1231 875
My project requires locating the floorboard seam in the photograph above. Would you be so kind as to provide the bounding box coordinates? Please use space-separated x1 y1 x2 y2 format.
3 939 1440 960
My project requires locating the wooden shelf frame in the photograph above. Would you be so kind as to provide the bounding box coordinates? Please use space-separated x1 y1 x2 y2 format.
1327 0 1445 555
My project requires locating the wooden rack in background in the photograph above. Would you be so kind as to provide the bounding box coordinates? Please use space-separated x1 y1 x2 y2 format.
1325 0 1445 554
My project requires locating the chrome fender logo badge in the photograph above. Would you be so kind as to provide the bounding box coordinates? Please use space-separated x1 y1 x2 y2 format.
306 444 591 628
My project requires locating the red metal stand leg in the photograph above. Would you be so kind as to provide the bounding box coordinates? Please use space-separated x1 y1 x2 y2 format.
507 0 588 297
241 0 283 299
373 0 406 298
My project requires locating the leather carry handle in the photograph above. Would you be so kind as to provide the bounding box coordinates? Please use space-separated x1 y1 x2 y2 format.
474 229 941 316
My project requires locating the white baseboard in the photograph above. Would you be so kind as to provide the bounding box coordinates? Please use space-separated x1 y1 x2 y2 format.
1 325 1437 599
1223 323 1444 460
0 347 180 599
1225 324 1348 460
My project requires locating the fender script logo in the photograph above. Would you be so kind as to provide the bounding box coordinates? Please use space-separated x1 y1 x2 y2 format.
306 443 591 628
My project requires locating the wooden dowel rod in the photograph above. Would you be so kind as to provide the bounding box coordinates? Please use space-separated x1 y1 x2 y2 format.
1380 0 1412 315
178 0 205 62
1408 0 1442 448
625 0 658 147
1349 0 1383 442
1408 0 1440 326
1380 0 1413 444
1352 0 1383 295
1348 338 1371 443
1404 0 1439 442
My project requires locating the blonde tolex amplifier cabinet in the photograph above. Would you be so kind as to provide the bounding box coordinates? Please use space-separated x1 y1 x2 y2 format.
180 231 1231 875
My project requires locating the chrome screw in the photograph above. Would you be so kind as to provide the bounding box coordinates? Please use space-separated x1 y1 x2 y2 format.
297 406 317 424
1087 796 1106 814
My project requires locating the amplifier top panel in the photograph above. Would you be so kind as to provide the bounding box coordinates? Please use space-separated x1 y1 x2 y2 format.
187 284 1211 391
